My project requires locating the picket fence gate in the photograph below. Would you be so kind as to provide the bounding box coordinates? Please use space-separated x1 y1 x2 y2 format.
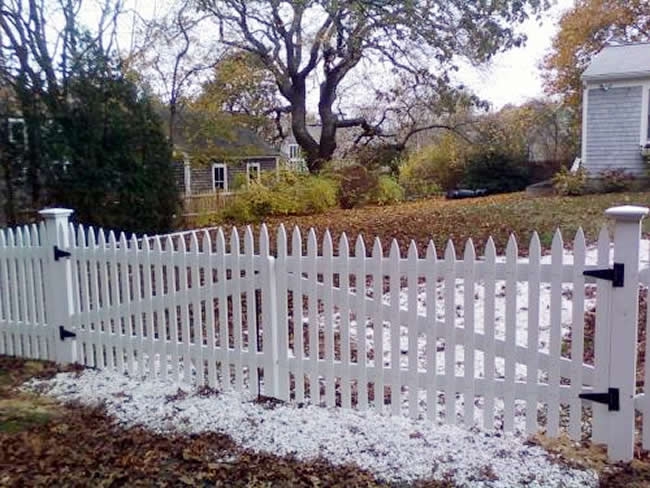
1 206 650 461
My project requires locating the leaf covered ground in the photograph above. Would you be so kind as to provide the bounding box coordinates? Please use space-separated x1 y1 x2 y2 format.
0 356 449 487
258 192 650 256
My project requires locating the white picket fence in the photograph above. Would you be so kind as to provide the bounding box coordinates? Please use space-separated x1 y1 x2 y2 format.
1 206 649 462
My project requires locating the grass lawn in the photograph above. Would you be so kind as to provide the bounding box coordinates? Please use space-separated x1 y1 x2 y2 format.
256 192 650 256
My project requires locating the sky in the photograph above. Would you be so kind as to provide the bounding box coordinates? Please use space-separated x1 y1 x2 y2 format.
456 0 574 110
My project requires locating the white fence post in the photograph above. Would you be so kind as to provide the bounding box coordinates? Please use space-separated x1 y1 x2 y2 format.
39 208 76 364
606 205 648 461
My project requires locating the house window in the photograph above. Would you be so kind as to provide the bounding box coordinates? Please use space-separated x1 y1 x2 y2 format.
247 162 261 183
8 118 25 144
289 144 300 159
212 163 228 191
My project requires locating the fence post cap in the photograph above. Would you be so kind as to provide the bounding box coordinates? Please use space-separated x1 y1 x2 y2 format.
605 205 649 222
38 208 74 219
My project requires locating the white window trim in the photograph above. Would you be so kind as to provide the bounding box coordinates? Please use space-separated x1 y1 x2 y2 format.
212 163 228 192
643 86 650 145
288 143 300 160
8 117 26 144
246 162 261 183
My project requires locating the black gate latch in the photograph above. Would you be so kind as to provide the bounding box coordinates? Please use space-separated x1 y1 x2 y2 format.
54 246 71 261
583 263 624 287
59 326 76 341
579 387 620 411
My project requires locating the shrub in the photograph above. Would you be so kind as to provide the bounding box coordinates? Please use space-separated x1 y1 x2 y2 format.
369 175 404 205
219 172 339 223
331 164 378 209
398 133 467 196
230 172 249 192
462 148 531 193
221 196 254 222
598 169 632 193
552 167 588 196
296 175 339 213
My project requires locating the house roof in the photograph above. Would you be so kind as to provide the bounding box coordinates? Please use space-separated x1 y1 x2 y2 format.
582 43 650 82
172 113 281 160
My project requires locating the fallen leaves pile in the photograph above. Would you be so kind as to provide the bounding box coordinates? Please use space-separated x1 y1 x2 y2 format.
193 191 650 257
0 357 382 487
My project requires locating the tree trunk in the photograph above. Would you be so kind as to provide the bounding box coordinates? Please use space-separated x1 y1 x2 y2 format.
287 79 320 171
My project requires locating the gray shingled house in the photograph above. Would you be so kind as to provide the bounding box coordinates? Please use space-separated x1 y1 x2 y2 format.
581 43 650 175
172 122 281 196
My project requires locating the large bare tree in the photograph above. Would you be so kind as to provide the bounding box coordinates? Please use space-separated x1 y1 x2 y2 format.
130 0 222 146
196 0 548 171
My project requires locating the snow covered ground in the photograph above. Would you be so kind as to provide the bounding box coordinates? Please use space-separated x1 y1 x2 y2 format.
26 368 598 487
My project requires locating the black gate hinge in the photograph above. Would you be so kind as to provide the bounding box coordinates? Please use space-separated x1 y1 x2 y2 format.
59 326 76 341
583 262 624 287
579 387 620 411
54 246 71 261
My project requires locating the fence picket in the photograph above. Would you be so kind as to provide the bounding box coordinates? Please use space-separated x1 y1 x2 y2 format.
79 226 93 366
202 231 217 388
0 229 6 355
216 229 229 387
98 230 113 369
7 229 18 356
15 227 27 357
153 236 166 379
291 227 305 402
355 235 368 410
463 239 476 425
504 235 518 432
177 236 192 383
119 233 136 376
407 241 419 419
526 232 542 435
190 233 204 386
34 224 48 360
374 238 386 413
230 228 244 391
260 224 278 397
389 239 400 414
166 235 181 382
276 225 289 400
339 234 352 409
23 227 36 357
547 229 564 437
593 226 610 444
569 229 586 440
444 240 457 424
129 235 143 377
425 241 438 421
68 226 82 364
307 229 319 403
323 230 335 407
244 227 258 395
483 237 497 430
141 236 154 378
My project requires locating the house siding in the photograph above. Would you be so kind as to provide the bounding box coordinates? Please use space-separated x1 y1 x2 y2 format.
585 86 644 174
177 157 279 195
